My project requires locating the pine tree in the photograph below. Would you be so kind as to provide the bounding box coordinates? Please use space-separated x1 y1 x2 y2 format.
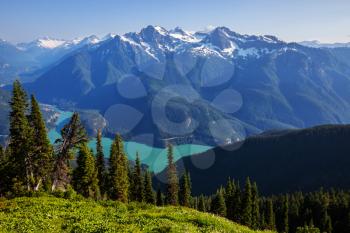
198 195 206 212
266 199 276 230
251 182 260 229
144 170 155 204
95 129 106 195
109 134 129 202
321 211 332 233
52 112 88 191
131 152 144 202
179 171 191 207
28 95 53 191
0 145 9 194
241 177 253 227
73 143 100 198
156 187 164 206
233 180 242 223
225 178 236 220
166 144 179 205
8 80 34 192
211 188 226 217
282 195 289 233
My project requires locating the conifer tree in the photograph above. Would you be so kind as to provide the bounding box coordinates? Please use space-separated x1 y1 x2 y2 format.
211 188 226 217
156 187 164 206
144 170 155 204
233 180 242 222
109 134 129 202
225 178 236 220
8 80 33 192
179 171 191 207
73 143 100 198
0 145 9 194
266 199 276 230
241 177 253 227
95 129 106 195
131 152 144 202
321 211 332 233
282 195 289 233
52 112 88 191
29 95 53 191
166 144 179 205
198 195 206 212
251 182 260 229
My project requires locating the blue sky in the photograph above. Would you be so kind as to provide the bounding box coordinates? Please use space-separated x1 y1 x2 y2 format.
0 0 349 43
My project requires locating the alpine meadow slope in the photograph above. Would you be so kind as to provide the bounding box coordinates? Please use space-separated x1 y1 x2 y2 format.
0 197 275 233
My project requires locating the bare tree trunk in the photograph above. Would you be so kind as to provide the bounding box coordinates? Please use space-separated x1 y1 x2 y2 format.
51 179 57 192
34 178 42 191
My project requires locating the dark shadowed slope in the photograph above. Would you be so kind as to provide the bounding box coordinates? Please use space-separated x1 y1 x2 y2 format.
156 124 350 195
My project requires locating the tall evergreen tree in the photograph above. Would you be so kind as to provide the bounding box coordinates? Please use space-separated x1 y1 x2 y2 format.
211 188 226 217
251 182 260 229
131 152 144 202
156 187 164 206
266 199 276 230
28 95 53 191
233 180 242 223
198 195 206 212
8 80 33 192
95 129 106 195
225 178 236 220
109 134 129 202
0 145 10 194
241 177 253 227
166 144 179 205
73 143 100 198
52 112 88 191
144 170 155 204
282 195 290 233
321 211 332 233
179 171 191 207
346 212 350 232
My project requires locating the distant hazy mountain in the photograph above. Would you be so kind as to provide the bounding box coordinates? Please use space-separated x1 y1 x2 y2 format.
0 35 115 85
22 26 350 146
155 124 350 195
299 40 350 48
0 88 11 145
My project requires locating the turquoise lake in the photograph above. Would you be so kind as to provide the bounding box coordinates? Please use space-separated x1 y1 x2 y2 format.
48 108 211 172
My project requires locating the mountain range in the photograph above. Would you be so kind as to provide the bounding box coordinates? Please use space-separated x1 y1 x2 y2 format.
2 26 350 146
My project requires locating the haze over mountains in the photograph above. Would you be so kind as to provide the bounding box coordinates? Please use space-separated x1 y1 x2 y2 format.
2 26 350 146
0 34 115 84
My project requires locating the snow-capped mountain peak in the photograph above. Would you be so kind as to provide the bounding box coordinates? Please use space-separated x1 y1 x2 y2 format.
35 38 66 49
17 37 67 50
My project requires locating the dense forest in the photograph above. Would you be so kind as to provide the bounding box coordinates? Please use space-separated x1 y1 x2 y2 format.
167 125 350 195
0 81 349 233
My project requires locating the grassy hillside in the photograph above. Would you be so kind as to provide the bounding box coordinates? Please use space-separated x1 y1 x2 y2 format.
0 197 274 233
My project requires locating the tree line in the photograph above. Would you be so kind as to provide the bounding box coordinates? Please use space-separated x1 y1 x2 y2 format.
0 81 350 233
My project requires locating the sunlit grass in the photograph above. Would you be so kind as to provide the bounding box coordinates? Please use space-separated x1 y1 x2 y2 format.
0 196 275 233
